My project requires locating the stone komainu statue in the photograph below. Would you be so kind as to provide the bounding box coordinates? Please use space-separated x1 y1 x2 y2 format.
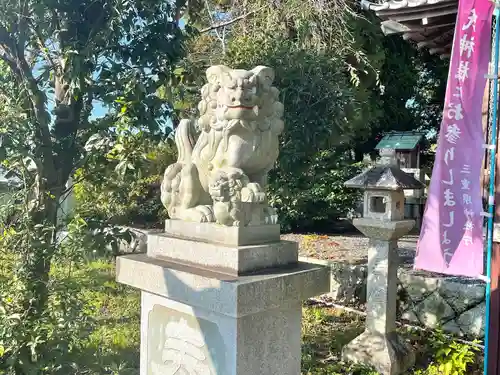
160 65 284 227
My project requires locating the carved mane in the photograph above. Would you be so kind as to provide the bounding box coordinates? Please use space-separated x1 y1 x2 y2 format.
161 64 283 226
193 65 284 163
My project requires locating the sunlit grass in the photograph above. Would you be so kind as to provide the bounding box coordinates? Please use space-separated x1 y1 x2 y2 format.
3 256 482 374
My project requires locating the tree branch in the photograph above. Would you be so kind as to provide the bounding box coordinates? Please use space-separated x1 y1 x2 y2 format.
50 8 65 52
0 24 18 57
0 22 55 179
30 21 59 73
202 0 227 52
16 0 30 55
200 5 267 33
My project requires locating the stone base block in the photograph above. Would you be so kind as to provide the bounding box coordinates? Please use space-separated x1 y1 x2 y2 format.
342 330 415 375
116 253 329 317
116 253 330 375
164 219 280 246
141 292 302 375
148 233 298 275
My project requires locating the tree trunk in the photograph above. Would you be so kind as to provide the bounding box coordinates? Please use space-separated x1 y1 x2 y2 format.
20 90 78 320
14 180 60 374
18 170 60 335
22 190 60 317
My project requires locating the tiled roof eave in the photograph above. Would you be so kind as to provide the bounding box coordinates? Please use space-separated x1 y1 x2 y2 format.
362 0 458 58
364 0 453 11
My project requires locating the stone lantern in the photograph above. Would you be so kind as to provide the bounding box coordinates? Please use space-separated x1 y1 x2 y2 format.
342 148 425 375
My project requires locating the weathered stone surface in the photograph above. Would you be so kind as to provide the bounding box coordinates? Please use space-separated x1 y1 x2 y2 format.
118 64 332 375
148 233 298 275
160 66 284 226
344 191 415 375
141 292 302 375
396 282 415 318
398 272 439 303
400 309 419 324
145 301 222 375
457 302 485 337
442 320 463 336
164 219 280 246
438 280 484 314
298 257 367 305
345 148 424 191
123 230 329 375
116 253 329 317
353 218 415 241
362 190 406 222
236 302 302 375
298 255 486 337
298 257 365 304
331 263 367 305
120 226 162 253
412 291 455 329
365 240 399 334
343 330 415 375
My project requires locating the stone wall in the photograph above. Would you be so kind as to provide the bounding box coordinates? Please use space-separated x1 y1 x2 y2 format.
300 257 486 338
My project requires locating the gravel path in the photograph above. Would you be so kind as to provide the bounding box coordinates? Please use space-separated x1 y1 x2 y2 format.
281 232 419 265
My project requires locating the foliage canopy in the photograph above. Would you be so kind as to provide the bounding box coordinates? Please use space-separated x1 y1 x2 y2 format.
168 0 447 230
0 0 189 372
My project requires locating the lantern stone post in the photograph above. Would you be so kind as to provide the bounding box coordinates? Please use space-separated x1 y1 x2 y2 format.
342 148 424 375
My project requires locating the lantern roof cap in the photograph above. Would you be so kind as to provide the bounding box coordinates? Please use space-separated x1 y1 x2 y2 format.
345 149 425 191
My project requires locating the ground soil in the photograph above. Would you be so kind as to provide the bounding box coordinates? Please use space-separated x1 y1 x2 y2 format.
281 231 419 266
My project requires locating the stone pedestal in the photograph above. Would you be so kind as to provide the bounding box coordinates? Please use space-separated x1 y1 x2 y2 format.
116 220 330 375
342 218 416 375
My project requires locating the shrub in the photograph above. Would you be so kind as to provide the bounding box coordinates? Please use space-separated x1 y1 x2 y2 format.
268 150 364 232
74 129 177 228
414 330 481 375
0 223 140 374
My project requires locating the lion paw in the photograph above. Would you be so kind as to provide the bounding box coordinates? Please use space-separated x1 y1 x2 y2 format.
196 205 215 223
241 186 266 203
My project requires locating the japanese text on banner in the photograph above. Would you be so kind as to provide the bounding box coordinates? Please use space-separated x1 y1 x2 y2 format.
414 0 492 277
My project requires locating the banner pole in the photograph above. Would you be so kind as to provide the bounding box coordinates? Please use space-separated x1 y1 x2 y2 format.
484 5 500 375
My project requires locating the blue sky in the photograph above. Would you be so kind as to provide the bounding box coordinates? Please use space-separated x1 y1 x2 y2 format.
92 101 107 119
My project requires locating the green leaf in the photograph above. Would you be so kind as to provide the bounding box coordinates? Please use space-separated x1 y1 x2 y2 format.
173 67 185 76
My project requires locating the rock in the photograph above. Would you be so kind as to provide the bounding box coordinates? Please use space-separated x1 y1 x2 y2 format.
401 309 419 323
457 302 485 337
438 280 485 314
442 320 463 336
343 330 415 375
397 281 417 317
398 272 439 304
117 226 162 254
413 291 455 329
330 263 367 306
